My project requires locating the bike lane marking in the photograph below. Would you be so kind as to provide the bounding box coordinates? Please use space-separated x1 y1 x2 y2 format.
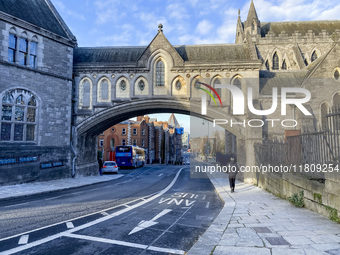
0 167 185 255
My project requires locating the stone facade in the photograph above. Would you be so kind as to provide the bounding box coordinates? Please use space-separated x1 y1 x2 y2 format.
0 0 76 184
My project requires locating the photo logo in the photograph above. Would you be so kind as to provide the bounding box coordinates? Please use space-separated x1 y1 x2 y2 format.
197 82 312 117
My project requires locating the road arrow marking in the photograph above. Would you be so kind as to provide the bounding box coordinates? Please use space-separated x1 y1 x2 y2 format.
18 235 29 245
128 209 172 235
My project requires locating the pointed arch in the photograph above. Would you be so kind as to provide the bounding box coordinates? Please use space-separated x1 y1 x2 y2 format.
79 77 93 109
311 51 318 62
172 76 186 96
265 60 270 70
333 92 340 108
191 75 203 98
134 76 149 96
320 102 330 130
97 76 111 103
272 52 279 70
155 59 165 86
282 60 287 70
116 76 130 98
211 75 223 99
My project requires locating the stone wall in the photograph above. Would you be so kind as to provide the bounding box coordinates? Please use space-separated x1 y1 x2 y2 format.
257 172 340 223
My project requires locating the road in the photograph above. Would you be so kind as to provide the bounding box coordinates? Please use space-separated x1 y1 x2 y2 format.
0 165 223 255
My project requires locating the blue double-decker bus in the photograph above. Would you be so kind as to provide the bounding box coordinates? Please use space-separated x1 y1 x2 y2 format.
115 145 145 168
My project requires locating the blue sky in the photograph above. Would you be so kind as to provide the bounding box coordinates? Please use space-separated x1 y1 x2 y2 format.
52 0 339 132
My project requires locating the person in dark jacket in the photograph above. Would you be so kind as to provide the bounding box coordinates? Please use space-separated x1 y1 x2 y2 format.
98 158 103 176
228 156 239 193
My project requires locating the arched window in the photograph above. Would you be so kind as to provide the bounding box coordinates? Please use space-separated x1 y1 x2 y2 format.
282 60 287 70
1 89 37 142
233 77 242 88
175 80 182 91
333 93 340 108
156 59 165 86
138 80 145 91
82 79 91 107
272 52 279 70
120 80 126 91
265 60 269 70
321 103 329 130
213 78 222 98
334 70 340 81
311 51 318 62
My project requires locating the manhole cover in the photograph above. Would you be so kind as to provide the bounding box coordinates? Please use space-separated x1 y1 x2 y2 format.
253 227 272 233
266 237 290 246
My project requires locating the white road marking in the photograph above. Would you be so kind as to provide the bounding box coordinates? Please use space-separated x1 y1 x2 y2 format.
1 167 184 255
158 173 163 177
66 222 74 229
129 209 172 235
185 200 195 206
4 202 28 208
158 197 171 204
202 195 206 200
44 195 63 201
18 235 29 245
101 212 109 216
206 202 210 209
64 233 185 255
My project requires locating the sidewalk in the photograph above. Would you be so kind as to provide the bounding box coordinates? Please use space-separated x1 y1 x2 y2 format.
188 171 340 255
0 174 123 201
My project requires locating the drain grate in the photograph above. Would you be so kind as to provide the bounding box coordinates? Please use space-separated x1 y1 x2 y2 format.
266 237 290 246
253 227 272 233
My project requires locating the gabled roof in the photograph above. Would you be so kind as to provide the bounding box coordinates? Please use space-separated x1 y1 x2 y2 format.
0 0 74 39
74 47 146 65
174 44 251 62
260 20 340 37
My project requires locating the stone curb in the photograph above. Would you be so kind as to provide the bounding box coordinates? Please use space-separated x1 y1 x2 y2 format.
0 175 124 202
187 172 236 255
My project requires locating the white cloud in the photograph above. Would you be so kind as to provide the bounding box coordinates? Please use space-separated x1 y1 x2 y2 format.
196 20 214 36
53 0 86 21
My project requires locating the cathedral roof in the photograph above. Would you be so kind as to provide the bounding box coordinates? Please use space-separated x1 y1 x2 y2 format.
74 44 252 65
260 20 340 37
74 47 146 65
259 71 307 95
174 44 251 62
0 0 74 39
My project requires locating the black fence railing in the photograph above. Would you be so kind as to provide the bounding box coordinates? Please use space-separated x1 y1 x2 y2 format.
255 107 340 181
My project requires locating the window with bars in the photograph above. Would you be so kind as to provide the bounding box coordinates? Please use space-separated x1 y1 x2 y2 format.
1 89 37 142
156 60 165 86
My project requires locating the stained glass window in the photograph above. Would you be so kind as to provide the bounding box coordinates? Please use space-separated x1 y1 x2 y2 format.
156 60 165 86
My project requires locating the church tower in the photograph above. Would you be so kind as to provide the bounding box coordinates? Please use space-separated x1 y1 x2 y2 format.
235 9 244 43
244 0 261 36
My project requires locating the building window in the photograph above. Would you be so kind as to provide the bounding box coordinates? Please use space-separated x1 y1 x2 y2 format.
120 80 126 91
110 138 115 150
30 41 38 68
321 103 329 130
233 77 242 88
213 78 222 98
122 128 126 135
282 60 287 70
142 128 145 135
142 139 145 147
175 80 182 91
99 139 104 147
133 128 137 135
1 89 37 142
111 128 115 132
334 70 340 81
8 34 17 63
132 139 137 146
272 52 279 70
121 139 126 146
138 80 145 91
156 59 165 86
311 51 318 62
19 38 28 66
194 80 201 90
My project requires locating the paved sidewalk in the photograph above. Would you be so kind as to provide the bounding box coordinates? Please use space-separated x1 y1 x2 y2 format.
0 174 123 200
188 171 340 255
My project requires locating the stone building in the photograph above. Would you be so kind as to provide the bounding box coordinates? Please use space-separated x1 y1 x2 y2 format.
0 0 76 184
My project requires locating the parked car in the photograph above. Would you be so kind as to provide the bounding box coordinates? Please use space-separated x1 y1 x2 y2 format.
102 161 119 174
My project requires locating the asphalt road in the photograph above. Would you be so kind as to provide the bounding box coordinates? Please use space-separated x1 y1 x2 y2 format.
0 165 223 255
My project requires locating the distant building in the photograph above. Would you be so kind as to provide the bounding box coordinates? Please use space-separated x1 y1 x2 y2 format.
97 114 183 164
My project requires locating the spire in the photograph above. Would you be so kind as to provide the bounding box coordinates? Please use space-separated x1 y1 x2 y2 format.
168 114 180 128
245 0 259 26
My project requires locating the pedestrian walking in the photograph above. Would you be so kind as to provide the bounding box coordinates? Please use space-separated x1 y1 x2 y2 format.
228 155 239 193
98 158 103 176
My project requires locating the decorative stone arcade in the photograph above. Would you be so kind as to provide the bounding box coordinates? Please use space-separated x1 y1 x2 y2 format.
72 25 263 183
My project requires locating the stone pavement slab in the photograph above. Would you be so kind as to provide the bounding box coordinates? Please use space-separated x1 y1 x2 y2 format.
188 171 340 255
